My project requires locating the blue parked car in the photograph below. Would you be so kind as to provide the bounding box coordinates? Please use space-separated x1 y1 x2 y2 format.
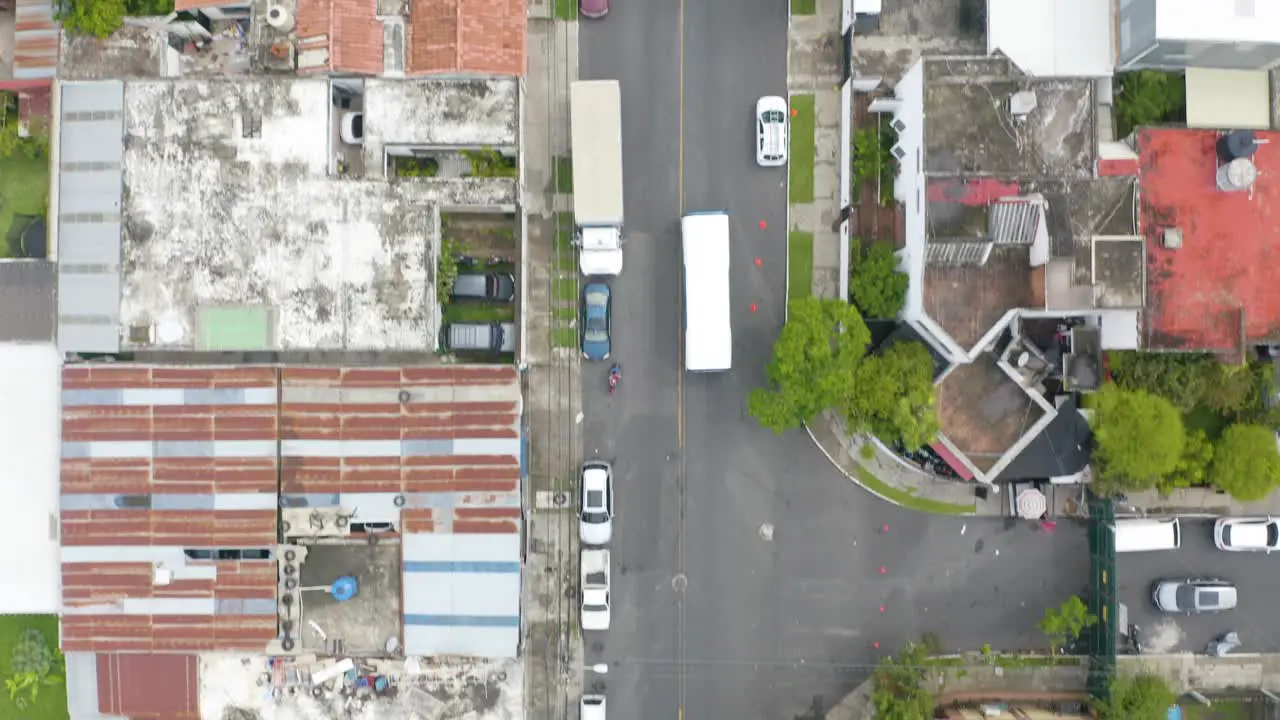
581 283 612 361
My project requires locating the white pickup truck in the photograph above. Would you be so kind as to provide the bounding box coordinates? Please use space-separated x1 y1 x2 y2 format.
580 549 611 631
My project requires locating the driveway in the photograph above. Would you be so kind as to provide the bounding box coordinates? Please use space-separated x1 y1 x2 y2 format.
577 2 1092 718
1119 518 1280 655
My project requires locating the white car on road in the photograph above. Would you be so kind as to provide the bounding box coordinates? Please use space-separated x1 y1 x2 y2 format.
579 460 614 545
755 95 789 167
1214 517 1280 552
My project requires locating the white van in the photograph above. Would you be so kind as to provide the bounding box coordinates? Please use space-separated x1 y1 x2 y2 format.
581 694 607 720
1113 518 1181 553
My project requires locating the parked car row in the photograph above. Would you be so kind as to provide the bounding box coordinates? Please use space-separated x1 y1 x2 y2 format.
1116 517 1280 617
440 270 518 354
578 459 614 720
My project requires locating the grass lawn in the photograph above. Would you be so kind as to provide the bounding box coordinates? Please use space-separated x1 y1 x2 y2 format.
553 0 577 20
0 155 49 259
554 305 578 323
555 156 574 193
442 303 515 323
788 231 814 300
555 212 578 272
553 327 578 348
854 465 975 516
554 275 579 302
791 0 816 14
788 94 816 204
0 614 66 719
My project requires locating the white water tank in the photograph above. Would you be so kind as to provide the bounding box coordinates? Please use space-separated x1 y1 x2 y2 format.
266 5 295 33
1216 157 1257 192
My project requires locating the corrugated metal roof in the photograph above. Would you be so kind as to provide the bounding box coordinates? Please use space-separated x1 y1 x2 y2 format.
402 533 521 657
60 365 279 653
97 653 200 719
0 261 56 341
56 81 125 355
13 0 59 80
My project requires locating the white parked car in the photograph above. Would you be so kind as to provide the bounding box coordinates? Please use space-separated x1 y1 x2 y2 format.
581 694 607 720
755 95 788 167
579 460 614 545
340 111 364 145
1214 517 1280 552
1152 578 1237 614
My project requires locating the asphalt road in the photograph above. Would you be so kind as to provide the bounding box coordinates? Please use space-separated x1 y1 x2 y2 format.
1119 519 1280 655
576 3 1093 719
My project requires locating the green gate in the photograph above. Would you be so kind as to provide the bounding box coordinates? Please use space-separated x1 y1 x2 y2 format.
1086 495 1117 700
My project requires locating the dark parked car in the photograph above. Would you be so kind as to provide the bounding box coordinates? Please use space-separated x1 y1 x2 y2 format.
450 272 516 302
580 0 608 18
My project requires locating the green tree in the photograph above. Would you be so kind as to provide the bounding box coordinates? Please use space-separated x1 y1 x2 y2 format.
1095 673 1177 720
1090 384 1186 494
1038 596 1096 654
1106 351 1215 412
748 297 870 432
56 0 127 37
1115 71 1187 138
1159 428 1214 494
847 341 939 451
1200 363 1259 416
871 642 934 720
1208 424 1280 501
849 240 908 319
436 237 460 304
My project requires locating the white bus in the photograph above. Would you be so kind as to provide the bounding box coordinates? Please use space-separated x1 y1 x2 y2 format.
681 211 732 372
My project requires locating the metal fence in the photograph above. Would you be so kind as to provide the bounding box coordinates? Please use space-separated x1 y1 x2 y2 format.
1086 495 1117 700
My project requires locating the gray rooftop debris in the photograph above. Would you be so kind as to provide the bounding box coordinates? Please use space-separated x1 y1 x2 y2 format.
923 57 1095 179
59 26 168 81
57 81 125 355
0 261 56 343
115 77 516 353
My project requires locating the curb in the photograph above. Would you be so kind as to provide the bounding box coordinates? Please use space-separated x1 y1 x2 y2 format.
803 421 913 510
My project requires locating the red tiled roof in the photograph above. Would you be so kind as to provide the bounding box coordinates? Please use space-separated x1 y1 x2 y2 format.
1140 128 1280 358
295 0 384 75
60 366 280 653
408 0 525 76
13 0 59 80
1098 158 1140 177
281 365 522 534
97 653 200 720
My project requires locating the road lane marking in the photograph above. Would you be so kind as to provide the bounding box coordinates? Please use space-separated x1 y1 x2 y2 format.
676 1 688 719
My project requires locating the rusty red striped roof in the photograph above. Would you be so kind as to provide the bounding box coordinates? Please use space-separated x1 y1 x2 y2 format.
97 653 200 719
13 0 59 80
61 363 523 652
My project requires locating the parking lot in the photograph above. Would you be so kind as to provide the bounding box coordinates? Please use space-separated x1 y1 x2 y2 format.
1119 518 1280 654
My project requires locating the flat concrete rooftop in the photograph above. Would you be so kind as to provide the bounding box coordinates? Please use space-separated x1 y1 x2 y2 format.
117 77 516 352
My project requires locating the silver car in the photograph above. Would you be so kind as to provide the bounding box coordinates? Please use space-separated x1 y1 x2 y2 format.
579 460 614 545
1152 578 1237 614
1214 517 1280 552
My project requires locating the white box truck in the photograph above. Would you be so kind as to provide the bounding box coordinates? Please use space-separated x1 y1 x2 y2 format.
580 549 611 631
570 80 625 276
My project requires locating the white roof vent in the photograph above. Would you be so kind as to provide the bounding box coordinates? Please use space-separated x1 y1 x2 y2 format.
1009 91 1038 119
1162 228 1183 250
153 566 173 586
266 5 295 33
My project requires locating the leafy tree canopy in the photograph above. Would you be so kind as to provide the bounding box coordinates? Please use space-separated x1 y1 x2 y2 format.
1090 384 1185 494
871 642 934 720
1106 351 1215 413
849 241 908 320
1095 673 1177 720
1209 424 1280 501
748 297 870 433
847 340 939 451
1115 71 1187 138
1039 596 1096 653
56 0 174 38
1159 428 1214 495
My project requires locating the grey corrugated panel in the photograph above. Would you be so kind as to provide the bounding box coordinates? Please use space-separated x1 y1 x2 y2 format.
57 81 124 355
0 260 55 341
402 533 521 657
56 221 123 265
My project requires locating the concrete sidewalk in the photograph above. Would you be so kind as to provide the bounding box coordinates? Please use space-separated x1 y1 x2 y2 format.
807 409 1000 515
1122 487 1280 518
787 0 843 299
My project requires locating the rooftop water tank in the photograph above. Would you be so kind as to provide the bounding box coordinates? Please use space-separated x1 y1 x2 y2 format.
1218 129 1259 163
